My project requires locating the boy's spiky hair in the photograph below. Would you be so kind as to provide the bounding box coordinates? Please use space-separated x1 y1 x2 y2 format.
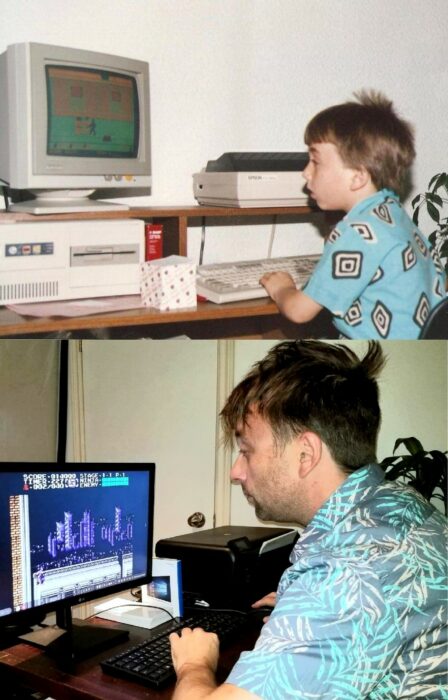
304 89 415 194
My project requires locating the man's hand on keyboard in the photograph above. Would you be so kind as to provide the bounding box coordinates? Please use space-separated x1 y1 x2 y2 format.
170 626 220 677
260 271 296 302
169 626 257 699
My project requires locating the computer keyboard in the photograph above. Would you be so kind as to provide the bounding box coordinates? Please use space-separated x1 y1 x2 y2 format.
196 254 320 303
100 609 249 689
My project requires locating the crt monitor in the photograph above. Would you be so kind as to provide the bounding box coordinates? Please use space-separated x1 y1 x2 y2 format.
0 42 151 214
0 463 155 661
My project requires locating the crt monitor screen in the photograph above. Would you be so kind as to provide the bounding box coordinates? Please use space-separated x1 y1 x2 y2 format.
46 65 139 159
0 464 155 635
0 42 151 213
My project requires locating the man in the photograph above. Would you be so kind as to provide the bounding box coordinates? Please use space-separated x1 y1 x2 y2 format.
170 340 448 699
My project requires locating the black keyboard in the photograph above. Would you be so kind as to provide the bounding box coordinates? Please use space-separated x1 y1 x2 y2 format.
100 609 249 689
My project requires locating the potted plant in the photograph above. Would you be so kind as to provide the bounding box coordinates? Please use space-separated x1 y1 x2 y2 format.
412 172 448 278
380 436 447 516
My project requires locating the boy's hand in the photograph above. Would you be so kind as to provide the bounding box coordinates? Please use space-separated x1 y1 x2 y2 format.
170 626 220 677
260 271 296 302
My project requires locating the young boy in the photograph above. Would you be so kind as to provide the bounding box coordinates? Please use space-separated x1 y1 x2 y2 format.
260 91 446 339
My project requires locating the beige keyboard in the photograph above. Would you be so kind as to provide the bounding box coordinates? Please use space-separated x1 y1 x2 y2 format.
196 254 319 303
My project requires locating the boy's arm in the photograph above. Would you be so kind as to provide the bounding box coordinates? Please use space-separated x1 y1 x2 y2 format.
260 271 323 323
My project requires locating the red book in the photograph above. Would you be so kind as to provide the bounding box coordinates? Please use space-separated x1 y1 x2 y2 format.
144 223 163 261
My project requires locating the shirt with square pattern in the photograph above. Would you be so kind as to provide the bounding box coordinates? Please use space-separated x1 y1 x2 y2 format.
303 189 446 338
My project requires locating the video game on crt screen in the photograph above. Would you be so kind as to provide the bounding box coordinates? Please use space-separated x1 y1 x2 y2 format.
46 65 139 159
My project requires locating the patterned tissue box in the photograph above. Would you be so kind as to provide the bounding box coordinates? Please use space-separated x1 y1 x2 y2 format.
140 255 197 310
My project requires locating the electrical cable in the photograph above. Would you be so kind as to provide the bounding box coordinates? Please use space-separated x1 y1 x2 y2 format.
267 214 277 258
199 215 278 265
199 216 206 265
2 186 10 211
86 602 175 622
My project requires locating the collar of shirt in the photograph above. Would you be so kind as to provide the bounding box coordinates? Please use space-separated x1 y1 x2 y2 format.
290 463 385 563
344 188 398 219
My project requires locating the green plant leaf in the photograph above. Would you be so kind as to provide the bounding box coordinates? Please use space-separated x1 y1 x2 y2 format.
428 173 442 189
427 201 441 223
380 456 400 469
393 437 424 455
381 439 447 514
429 172 448 191
412 208 420 225
432 172 448 192
426 193 444 207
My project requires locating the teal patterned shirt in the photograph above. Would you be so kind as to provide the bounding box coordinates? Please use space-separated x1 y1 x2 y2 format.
227 464 448 699
303 189 446 339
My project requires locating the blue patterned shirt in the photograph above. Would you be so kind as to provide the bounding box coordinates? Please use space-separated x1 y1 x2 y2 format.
227 464 448 699
303 189 446 339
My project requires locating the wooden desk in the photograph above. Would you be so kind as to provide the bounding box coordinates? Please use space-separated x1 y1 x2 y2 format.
0 618 260 700
0 205 335 339
0 299 336 339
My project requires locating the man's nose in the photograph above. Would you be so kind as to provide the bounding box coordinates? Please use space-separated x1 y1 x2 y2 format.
230 453 246 482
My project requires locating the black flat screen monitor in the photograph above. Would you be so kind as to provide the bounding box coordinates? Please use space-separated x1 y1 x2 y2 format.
0 463 155 662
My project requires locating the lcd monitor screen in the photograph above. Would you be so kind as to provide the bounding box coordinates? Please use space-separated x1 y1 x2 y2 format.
0 464 154 629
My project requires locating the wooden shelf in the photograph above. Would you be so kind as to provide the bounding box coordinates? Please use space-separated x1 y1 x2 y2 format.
0 204 327 338
0 203 315 220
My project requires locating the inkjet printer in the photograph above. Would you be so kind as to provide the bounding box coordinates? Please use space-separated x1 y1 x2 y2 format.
155 525 298 611
193 152 310 207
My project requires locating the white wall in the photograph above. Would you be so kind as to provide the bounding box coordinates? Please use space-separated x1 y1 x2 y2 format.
0 340 60 461
70 339 219 548
2 0 447 263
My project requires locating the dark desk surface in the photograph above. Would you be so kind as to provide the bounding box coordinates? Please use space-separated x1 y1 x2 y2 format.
0 617 260 700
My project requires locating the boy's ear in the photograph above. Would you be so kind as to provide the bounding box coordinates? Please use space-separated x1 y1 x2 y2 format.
350 166 371 191
296 432 322 478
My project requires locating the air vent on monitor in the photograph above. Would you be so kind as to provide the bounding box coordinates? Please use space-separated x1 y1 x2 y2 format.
0 281 59 303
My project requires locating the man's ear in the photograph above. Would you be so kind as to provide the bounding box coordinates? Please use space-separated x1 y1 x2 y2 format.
350 166 371 192
296 432 322 478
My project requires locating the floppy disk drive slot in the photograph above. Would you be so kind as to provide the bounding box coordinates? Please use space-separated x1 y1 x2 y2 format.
70 244 140 266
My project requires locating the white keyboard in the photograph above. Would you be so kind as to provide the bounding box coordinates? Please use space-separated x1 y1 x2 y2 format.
196 254 320 304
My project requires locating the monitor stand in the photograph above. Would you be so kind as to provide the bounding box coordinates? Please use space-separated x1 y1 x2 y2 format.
9 189 130 215
18 604 129 667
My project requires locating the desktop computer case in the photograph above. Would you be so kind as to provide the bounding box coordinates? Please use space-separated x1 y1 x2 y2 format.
155 525 298 611
0 218 144 304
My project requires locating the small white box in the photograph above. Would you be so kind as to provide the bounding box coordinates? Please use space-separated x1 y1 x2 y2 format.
141 557 183 618
140 255 196 310
94 596 169 630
